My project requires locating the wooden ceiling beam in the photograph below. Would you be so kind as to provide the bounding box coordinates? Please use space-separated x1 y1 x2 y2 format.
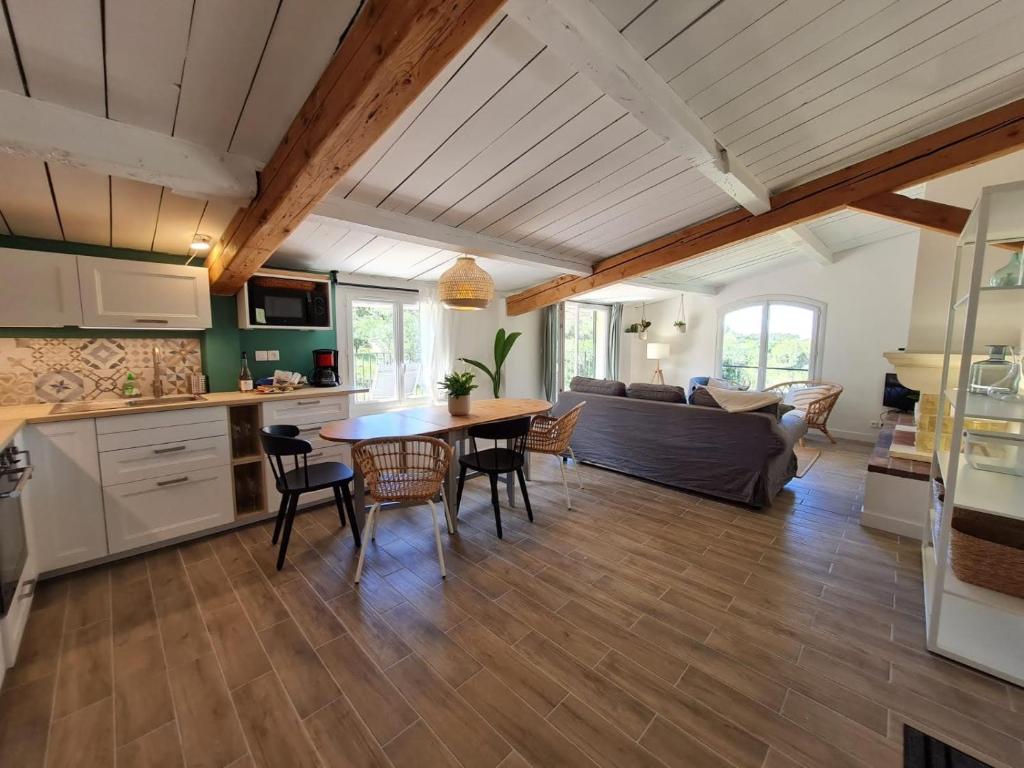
778 224 834 266
506 96 1024 315
848 192 969 236
205 0 505 295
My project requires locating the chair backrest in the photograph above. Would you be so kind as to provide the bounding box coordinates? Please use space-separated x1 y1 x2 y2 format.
352 436 453 502
260 425 312 490
468 416 532 460
527 402 585 454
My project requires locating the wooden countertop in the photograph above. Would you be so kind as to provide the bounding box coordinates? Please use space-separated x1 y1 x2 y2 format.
0 386 367 449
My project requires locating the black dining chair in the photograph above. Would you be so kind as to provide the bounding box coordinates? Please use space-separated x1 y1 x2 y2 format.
260 424 361 570
455 416 533 539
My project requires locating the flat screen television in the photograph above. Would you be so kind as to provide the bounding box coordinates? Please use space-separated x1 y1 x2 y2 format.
883 373 919 412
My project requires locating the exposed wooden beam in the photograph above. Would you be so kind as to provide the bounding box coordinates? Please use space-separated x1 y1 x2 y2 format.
505 0 770 214
314 194 592 275
848 192 969 236
506 96 1024 315
625 279 719 296
778 224 834 265
0 89 258 201
205 0 505 296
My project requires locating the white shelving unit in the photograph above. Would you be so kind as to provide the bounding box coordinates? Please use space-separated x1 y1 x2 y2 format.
924 180 1024 687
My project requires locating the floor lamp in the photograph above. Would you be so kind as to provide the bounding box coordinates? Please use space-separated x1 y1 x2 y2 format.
647 342 669 385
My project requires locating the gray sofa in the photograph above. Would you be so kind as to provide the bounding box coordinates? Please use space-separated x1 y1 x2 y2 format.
551 387 807 508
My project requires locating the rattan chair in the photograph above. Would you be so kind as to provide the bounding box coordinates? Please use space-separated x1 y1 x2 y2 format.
763 380 843 444
526 402 586 509
352 436 454 583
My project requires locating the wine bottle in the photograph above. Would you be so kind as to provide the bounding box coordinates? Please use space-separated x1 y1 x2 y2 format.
239 352 254 392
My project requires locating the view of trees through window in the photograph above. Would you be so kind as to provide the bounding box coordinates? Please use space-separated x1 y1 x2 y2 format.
720 301 818 390
351 297 423 404
562 302 609 390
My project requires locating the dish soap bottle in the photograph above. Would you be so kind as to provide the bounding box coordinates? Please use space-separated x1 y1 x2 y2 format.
122 371 140 397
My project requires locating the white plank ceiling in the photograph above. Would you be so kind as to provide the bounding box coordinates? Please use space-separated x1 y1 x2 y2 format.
0 0 360 254
1 0 1023 293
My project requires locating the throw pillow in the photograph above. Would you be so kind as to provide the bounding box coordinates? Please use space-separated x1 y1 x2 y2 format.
625 382 687 403
569 376 627 397
708 376 750 391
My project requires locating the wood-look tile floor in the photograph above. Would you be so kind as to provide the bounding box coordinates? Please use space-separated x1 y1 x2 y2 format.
3 438 1023 768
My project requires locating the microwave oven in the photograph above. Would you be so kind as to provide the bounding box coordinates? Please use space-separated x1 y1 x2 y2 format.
237 271 333 329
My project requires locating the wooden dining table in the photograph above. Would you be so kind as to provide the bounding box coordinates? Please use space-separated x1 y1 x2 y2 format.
319 398 552 532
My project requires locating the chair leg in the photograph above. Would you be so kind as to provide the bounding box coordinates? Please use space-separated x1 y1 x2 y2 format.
276 493 299 571
455 464 467 514
558 459 572 510
488 473 503 539
370 503 381 541
271 492 289 545
821 426 837 444
331 485 347 529
567 446 583 490
427 499 447 579
516 467 533 523
439 487 455 535
340 482 361 548
355 503 378 584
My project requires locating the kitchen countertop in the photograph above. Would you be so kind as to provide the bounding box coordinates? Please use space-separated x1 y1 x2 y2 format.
0 386 367 449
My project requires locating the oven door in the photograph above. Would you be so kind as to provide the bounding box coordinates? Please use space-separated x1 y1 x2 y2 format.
0 466 30 618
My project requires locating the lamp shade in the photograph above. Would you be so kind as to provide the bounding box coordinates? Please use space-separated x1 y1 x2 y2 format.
646 342 669 361
438 256 494 310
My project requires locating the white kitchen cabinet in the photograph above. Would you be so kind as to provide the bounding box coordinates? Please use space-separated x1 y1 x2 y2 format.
1 428 37 672
99 435 231 486
0 248 83 326
77 255 212 329
23 420 108 572
260 396 349 426
104 467 233 553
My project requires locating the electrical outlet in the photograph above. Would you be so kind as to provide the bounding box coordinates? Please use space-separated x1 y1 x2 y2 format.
870 419 883 428
268 350 280 361
254 350 269 362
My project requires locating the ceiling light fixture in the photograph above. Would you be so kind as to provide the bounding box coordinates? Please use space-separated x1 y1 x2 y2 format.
438 256 494 310
189 234 213 252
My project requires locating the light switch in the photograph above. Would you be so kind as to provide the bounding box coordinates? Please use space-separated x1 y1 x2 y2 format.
254 351 269 362
268 350 280 361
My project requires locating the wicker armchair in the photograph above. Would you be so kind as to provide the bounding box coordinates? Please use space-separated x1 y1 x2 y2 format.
526 402 586 508
352 436 453 583
763 380 843 444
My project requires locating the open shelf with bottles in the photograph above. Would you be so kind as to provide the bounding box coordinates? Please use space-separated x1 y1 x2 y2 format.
228 404 266 517
925 180 1024 688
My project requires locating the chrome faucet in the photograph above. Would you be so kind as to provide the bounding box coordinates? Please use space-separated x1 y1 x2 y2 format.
152 346 164 399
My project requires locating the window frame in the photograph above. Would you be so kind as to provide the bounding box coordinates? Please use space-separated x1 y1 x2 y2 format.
559 300 612 392
715 295 826 390
337 286 427 413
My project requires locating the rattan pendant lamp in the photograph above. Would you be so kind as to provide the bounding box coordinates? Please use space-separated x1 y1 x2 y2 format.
438 256 494 310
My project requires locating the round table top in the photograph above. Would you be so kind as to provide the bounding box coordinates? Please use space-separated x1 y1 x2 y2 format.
319 398 552 443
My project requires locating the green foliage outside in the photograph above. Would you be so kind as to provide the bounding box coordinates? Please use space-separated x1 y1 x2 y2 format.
721 330 810 388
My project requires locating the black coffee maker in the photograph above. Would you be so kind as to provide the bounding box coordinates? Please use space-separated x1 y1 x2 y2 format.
311 349 339 387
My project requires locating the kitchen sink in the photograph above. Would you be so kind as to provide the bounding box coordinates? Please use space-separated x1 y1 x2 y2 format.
49 394 206 414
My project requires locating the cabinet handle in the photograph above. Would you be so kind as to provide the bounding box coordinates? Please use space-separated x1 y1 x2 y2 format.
297 400 321 405
153 445 187 454
135 318 169 324
156 476 189 487
19 579 36 601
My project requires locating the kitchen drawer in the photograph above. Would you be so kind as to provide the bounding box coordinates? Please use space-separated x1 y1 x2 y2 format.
98 419 228 453
265 443 353 512
293 423 350 452
104 467 233 554
260 396 348 427
100 435 230 486
97 405 227 435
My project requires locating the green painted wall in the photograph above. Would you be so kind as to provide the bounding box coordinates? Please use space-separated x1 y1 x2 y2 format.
0 235 337 393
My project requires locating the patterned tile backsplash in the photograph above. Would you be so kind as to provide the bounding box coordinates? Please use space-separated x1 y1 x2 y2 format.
0 338 202 406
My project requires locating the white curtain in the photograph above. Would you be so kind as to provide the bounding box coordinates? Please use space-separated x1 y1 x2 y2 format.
420 286 454 404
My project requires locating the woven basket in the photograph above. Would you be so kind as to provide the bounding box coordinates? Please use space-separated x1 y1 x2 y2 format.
933 479 1024 599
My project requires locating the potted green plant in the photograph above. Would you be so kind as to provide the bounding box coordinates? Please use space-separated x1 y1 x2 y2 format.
438 371 477 416
461 328 521 398
673 320 687 333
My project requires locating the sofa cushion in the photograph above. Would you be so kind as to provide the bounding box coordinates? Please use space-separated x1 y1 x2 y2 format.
626 382 687 403
569 376 626 397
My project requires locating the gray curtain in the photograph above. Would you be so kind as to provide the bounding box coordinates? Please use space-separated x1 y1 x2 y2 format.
541 305 559 401
608 303 623 381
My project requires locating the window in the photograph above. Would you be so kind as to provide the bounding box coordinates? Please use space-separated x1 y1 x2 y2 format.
562 301 610 390
344 290 425 407
718 298 824 390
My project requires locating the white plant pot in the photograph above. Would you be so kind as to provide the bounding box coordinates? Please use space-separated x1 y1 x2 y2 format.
448 395 471 416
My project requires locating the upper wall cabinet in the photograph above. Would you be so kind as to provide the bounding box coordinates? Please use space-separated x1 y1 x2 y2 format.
0 248 83 327
78 256 212 329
